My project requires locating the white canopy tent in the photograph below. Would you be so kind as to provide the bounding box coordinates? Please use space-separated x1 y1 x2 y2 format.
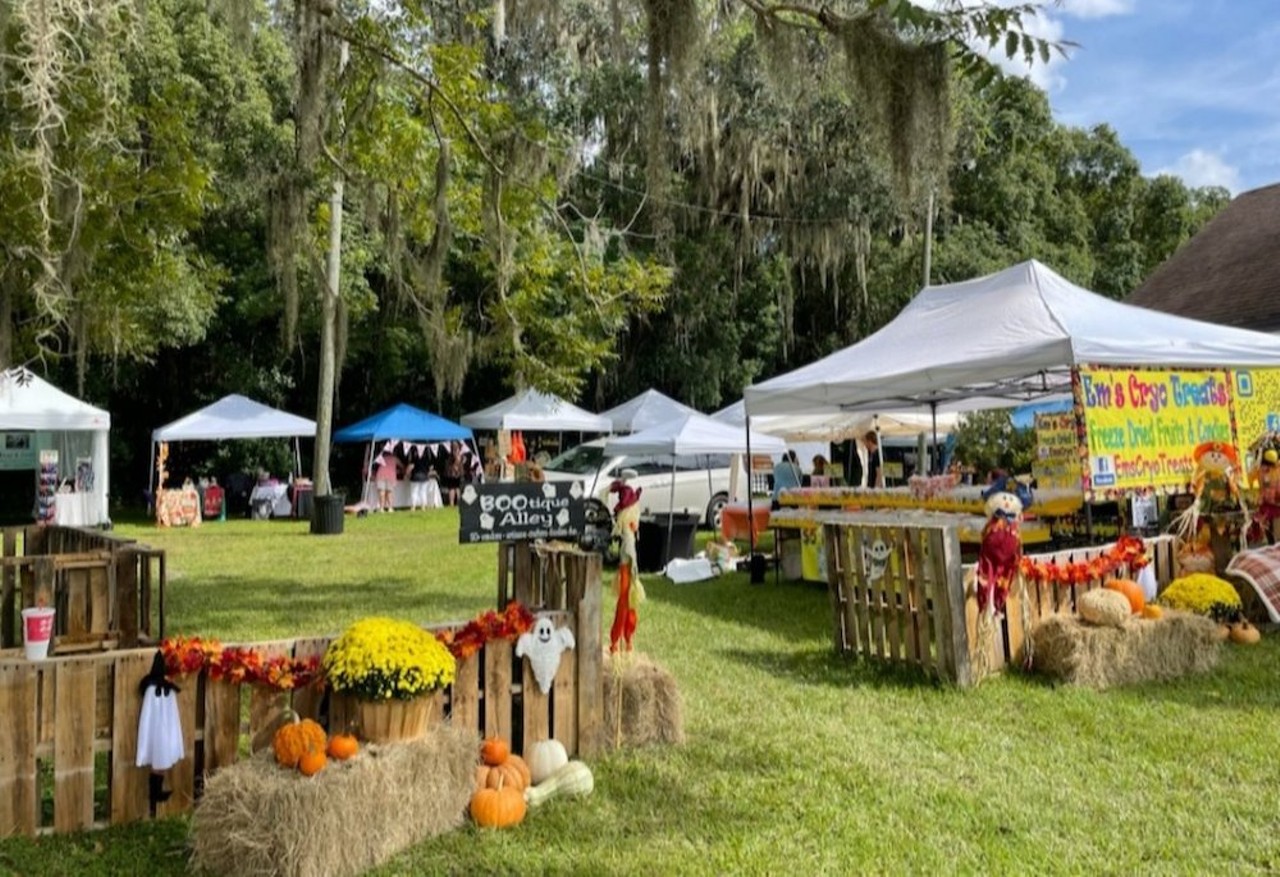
603 412 787 548
461 389 611 433
0 368 111 526
746 259 1280 418
601 389 699 434
149 394 317 493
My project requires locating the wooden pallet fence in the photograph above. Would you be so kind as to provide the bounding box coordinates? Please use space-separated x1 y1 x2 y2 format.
824 522 971 686
0 575 603 837
1 526 166 650
824 523 1179 687
959 533 1178 678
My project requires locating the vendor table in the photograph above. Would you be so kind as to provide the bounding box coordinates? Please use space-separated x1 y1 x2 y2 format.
250 483 292 518
52 492 100 527
720 502 771 542
769 507 1053 582
156 486 201 527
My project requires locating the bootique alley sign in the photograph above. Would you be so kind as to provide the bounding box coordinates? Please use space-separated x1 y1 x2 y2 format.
458 481 586 544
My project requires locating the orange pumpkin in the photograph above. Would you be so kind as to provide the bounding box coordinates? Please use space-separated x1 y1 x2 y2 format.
1140 604 1164 620
299 747 328 777
480 737 510 766
327 733 359 761
1104 578 1145 614
470 778 526 828
478 760 528 792
506 754 531 789
273 710 327 768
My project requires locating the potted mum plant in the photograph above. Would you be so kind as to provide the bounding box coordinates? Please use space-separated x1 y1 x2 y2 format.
322 617 457 744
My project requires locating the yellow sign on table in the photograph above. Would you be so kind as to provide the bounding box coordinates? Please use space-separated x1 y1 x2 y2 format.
1033 411 1082 491
1077 367 1233 493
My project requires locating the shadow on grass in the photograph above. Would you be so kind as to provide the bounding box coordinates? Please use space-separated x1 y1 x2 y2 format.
643 568 832 643
717 644 942 692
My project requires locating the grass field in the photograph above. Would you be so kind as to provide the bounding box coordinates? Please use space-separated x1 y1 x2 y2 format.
2 510 1278 876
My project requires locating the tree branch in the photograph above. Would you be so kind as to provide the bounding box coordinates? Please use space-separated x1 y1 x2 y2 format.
326 24 502 176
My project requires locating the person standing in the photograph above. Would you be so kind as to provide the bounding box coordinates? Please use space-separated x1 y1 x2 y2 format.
771 450 803 509
408 452 432 511
862 431 884 488
443 440 464 506
372 452 400 512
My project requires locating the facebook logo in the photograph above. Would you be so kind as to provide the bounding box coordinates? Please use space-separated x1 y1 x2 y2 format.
1237 371 1255 397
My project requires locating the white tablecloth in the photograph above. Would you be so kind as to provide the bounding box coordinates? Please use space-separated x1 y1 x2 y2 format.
250 483 292 518
53 492 99 527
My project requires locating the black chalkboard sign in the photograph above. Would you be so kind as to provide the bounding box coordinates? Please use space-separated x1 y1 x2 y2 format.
458 481 587 544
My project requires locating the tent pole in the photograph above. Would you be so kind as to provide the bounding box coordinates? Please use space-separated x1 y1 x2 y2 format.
147 440 156 503
666 458 677 563
931 401 939 475
745 416 763 583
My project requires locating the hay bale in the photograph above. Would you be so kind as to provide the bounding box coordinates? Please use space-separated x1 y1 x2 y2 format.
190 722 478 877
602 651 684 750
1078 588 1131 628
1031 610 1221 690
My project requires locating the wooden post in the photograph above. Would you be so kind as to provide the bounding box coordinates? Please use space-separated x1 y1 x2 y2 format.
932 527 972 687
53 658 98 832
115 550 139 649
2 529 16 648
572 552 603 757
0 662 39 837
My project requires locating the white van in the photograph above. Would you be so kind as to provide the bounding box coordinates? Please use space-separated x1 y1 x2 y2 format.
541 439 737 532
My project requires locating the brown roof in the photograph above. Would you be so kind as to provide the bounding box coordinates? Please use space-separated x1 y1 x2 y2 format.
1127 182 1280 332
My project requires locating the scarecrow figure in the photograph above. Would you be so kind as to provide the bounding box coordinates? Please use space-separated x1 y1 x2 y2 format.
1247 433 1280 545
1173 440 1248 553
608 471 645 652
973 474 1032 619
137 651 183 816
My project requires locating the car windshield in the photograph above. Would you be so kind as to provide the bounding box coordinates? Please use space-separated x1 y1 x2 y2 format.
544 444 606 475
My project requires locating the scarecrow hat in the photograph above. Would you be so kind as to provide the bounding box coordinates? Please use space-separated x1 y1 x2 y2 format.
1192 441 1239 467
608 469 642 513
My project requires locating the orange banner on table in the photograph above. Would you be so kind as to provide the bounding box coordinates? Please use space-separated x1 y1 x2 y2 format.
1076 367 1234 494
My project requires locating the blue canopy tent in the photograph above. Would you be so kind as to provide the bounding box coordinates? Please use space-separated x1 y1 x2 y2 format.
333 404 474 508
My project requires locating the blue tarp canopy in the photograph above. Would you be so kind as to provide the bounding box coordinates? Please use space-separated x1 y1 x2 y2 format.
333 403 472 443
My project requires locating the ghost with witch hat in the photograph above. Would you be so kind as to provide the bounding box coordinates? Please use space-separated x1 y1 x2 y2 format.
136 651 184 815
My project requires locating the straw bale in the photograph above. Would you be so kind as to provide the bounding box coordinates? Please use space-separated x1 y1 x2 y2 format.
190 722 478 877
603 651 685 750
1031 610 1221 690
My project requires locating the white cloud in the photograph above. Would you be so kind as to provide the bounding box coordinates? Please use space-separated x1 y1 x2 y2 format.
1059 0 1135 18
1154 149 1242 193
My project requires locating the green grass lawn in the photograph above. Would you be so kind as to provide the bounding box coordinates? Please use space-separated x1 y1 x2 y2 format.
2 511 1279 875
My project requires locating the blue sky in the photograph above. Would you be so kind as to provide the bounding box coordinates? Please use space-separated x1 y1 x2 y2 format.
990 0 1280 194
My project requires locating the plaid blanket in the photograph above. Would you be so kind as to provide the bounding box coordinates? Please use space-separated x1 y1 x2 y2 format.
1226 546 1280 623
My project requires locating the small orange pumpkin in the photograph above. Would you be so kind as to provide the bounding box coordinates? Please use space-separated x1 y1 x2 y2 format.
273 710 327 768
299 746 328 777
1140 604 1164 620
506 754 531 789
480 737 510 766
327 733 359 761
1104 578 1145 614
1230 620 1261 645
470 777 526 828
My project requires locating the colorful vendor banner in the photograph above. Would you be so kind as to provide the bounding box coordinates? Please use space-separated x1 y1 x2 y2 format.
1033 412 1083 491
1230 368 1280 456
1076 367 1234 493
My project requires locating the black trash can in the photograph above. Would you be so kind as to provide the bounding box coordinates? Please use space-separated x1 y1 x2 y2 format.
637 512 700 573
310 493 345 535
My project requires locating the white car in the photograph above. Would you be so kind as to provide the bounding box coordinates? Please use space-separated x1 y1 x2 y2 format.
541 439 738 533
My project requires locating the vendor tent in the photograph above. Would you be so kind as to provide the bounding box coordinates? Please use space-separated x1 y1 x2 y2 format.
604 412 786 547
745 259 1280 417
333 404 471 443
149 395 316 492
712 399 963 441
334 403 475 508
0 367 111 526
461 389 611 433
601 390 699 434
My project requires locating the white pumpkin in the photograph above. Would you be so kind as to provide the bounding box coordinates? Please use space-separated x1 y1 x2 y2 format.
526 738 569 784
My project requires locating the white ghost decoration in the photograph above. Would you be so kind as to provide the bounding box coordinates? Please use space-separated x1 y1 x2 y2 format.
863 538 890 582
516 614 576 694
